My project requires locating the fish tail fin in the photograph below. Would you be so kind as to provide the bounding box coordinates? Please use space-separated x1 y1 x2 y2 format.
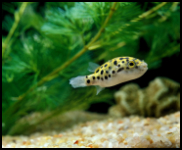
69 76 86 88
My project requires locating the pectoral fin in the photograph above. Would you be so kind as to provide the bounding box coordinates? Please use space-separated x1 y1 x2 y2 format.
95 86 104 95
88 62 100 73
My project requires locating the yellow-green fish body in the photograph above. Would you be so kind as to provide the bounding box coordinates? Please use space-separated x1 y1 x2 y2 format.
70 57 148 95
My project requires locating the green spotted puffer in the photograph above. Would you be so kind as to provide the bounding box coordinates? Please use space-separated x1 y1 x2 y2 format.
70 57 148 95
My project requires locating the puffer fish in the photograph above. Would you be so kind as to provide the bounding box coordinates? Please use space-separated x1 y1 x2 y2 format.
69 57 148 95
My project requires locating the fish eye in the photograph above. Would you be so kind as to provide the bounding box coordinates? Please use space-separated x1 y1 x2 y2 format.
129 62 134 66
129 61 135 68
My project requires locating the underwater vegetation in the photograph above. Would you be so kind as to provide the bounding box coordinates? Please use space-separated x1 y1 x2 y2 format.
2 2 180 135
109 77 180 117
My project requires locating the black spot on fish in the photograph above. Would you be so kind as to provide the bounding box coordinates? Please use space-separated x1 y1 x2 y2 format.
87 80 90 84
101 77 103 81
120 58 123 60
126 67 130 69
114 61 117 65
122 61 125 63
97 76 100 80
117 68 124 72
105 64 107 67
109 66 112 70
118 64 120 67
105 76 108 80
96 69 99 73
101 70 104 75
106 71 109 74
93 76 95 80
112 70 115 74
109 74 111 78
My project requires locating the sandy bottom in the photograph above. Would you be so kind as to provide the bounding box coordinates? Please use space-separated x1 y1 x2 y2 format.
2 111 180 148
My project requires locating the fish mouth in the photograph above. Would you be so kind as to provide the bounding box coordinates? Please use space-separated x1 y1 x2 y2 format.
140 61 148 70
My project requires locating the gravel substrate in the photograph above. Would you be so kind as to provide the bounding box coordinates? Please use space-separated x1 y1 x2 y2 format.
2 111 180 148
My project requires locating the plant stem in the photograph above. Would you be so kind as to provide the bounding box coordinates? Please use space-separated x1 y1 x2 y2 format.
2 2 29 58
131 2 168 22
170 2 179 11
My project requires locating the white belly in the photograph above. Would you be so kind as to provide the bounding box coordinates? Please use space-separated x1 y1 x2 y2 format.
97 71 144 87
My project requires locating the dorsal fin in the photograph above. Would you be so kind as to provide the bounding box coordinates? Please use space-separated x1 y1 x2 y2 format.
88 62 100 73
